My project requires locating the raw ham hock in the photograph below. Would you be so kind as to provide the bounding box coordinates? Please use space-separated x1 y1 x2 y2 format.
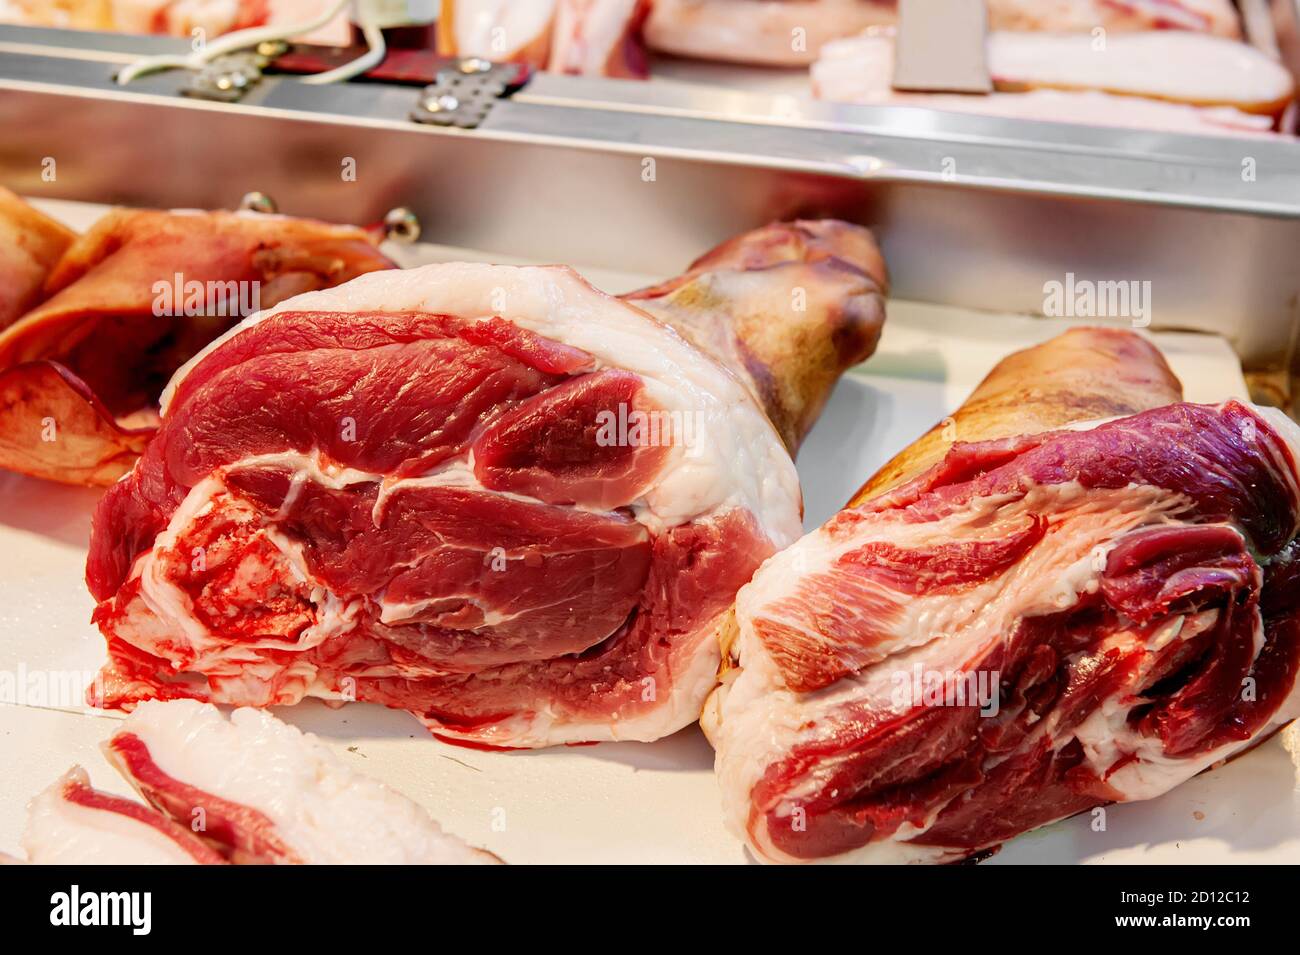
706 328 1300 863
85 220 888 749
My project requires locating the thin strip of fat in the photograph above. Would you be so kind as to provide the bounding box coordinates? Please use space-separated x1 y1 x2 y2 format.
111 700 501 864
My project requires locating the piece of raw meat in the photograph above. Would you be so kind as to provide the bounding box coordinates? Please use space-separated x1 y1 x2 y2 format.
106 701 501 863
987 30 1294 116
813 29 1289 135
645 0 897 66
706 328 1300 863
644 0 1241 67
0 208 394 486
22 767 228 864
85 221 887 749
17 702 497 864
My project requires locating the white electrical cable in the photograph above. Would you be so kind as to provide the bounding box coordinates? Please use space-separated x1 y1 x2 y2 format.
298 3 387 85
114 52 194 85
115 0 355 86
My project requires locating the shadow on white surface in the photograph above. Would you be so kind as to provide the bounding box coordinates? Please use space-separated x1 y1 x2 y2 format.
517 724 717 773
271 698 425 741
992 739 1300 864
274 698 717 773
0 472 101 549
799 365 947 528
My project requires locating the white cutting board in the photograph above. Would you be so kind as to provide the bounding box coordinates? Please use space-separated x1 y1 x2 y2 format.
1 200 1296 865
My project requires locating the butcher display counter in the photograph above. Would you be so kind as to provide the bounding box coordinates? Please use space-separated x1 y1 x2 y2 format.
1 19 1300 865
2 24 1298 375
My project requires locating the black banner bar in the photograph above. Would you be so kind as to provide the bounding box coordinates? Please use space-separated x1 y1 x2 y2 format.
2 864 1286 941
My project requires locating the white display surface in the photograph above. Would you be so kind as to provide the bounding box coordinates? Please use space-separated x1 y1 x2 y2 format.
0 200 1295 865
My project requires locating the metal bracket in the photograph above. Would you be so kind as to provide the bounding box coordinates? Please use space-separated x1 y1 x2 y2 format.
180 44 284 102
410 58 528 129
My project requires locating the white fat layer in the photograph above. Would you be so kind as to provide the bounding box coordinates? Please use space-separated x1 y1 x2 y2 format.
645 0 895 65
1256 407 1300 520
815 30 1294 110
21 771 200 865
122 700 497 864
988 31 1293 108
714 401 1300 863
161 262 801 547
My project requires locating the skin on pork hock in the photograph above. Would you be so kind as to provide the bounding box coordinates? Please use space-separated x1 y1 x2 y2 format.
0 206 396 486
